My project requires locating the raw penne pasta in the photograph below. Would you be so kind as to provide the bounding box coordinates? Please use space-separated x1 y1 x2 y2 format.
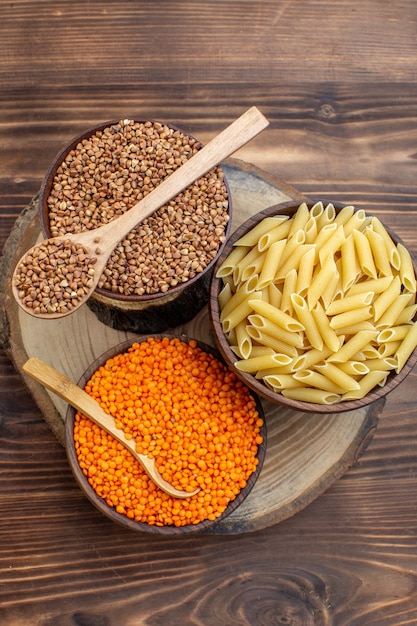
237 248 266 283
234 353 292 373
288 202 310 236
329 306 373 330
280 268 297 314
394 321 417 373
365 228 392 277
314 362 361 391
293 369 345 394
397 242 417 292
276 244 315 280
268 282 282 308
258 220 291 252
248 314 305 349
377 324 413 343
221 291 263 333
248 346 275 357
328 330 378 362
246 325 298 357
377 340 401 358
220 283 260 321
296 247 316 296
216 245 249 278
336 361 370 376
372 275 401 322
352 228 377 279
317 202 336 229
326 291 374 316
341 234 361 292
255 363 295 378
342 209 367 237
396 303 417 325
235 321 252 359
334 205 355 227
360 344 381 359
233 215 289 247
292 346 333 371
333 321 374 336
311 302 341 352
370 217 401 270
307 253 338 310
256 239 287 289
375 293 413 329
276 230 306 269
312 222 338 261
218 281 233 310
342 370 388 400
249 299 304 332
347 276 392 297
304 216 318 244
363 357 397 372
281 387 341 405
309 201 324 221
291 294 323 350
320 268 342 311
263 374 301 391
318 225 346 265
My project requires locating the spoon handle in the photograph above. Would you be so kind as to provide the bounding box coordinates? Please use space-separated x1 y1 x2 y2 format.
22 357 198 498
89 106 270 252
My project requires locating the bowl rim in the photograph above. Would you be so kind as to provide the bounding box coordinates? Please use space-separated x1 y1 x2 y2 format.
65 333 267 534
209 200 417 414
39 118 233 303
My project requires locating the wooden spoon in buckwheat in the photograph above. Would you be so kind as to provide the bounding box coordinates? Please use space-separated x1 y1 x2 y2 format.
12 107 269 319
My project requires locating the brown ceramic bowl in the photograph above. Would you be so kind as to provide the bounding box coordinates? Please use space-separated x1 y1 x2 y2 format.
209 201 417 414
39 119 232 333
65 335 266 534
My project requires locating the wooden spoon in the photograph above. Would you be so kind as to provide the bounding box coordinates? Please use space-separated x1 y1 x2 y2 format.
13 107 269 319
22 356 200 498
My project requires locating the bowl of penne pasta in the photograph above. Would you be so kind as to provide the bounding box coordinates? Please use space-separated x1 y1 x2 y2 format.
209 200 417 413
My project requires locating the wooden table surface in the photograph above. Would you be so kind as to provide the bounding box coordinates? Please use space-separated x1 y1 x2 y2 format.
2 2 417 624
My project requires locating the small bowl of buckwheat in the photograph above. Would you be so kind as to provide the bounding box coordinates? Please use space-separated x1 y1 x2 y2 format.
39 119 232 333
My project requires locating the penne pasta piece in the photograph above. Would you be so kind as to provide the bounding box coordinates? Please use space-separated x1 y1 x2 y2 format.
221 291 263 333
341 234 361 292
246 325 298 357
258 220 292 252
239 250 267 283
268 282 282 309
326 291 374 316
370 217 401 270
249 299 305 332
235 321 252 360
216 245 249 278
377 340 401 358
307 253 338 310
377 324 412 343
360 344 380 359
235 353 293 373
342 209 367 237
304 216 318 244
320 268 342 311
311 302 340 352
276 244 315 280
293 369 345 394
220 282 259 321
281 387 341 405
352 228 377 279
314 362 361 391
346 276 393 297
256 239 287 289
394 321 417 373
249 346 276 357
276 229 306 269
372 275 401 322
329 306 373 330
397 242 417 292
292 346 333 371
337 361 370 376
296 247 316 296
319 202 337 228
365 228 392 277
363 357 397 372
318 224 346 265
233 216 289 247
248 314 305 349
312 222 338 262
263 374 301 391
218 281 233 310
288 202 310 236
342 370 388 400
291 294 323 350
396 303 417 325
256 363 295 378
309 201 324 221
334 205 355 227
328 330 378 362
333 321 375 336
375 293 413 329
280 268 297 314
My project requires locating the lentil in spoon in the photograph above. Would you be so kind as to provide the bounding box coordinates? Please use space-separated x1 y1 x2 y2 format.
13 107 269 319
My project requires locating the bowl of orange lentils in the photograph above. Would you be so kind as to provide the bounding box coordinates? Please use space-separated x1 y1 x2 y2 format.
65 334 266 534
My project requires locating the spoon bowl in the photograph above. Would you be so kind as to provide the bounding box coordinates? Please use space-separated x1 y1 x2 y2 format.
13 107 269 319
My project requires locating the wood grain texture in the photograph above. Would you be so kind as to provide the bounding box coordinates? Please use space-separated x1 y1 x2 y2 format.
2 0 417 623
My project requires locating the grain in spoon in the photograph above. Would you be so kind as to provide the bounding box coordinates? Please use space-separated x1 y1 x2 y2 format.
13 107 269 319
22 357 199 498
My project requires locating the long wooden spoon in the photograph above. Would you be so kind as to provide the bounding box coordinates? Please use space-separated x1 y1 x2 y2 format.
22 356 200 498
13 107 269 319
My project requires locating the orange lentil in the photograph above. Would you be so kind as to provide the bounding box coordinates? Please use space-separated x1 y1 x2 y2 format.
74 336 263 527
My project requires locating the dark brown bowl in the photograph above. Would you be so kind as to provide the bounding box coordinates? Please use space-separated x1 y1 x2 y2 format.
39 119 232 333
209 201 417 414
65 335 266 534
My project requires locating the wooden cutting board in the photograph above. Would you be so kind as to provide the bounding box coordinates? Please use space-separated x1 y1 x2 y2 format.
0 157 382 534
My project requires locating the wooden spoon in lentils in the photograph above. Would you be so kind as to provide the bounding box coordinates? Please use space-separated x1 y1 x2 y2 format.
13 107 269 319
